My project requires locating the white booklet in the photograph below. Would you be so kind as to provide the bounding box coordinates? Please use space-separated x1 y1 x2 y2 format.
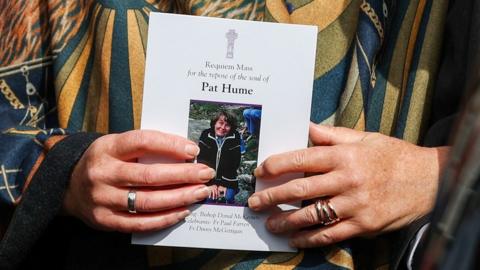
134 13 317 252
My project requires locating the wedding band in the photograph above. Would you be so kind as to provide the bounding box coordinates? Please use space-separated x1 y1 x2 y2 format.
127 190 137 214
314 199 340 226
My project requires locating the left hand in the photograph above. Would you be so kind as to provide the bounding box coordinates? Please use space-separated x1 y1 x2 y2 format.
248 123 450 248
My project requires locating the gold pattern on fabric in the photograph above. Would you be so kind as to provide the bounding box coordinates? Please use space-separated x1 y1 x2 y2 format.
397 0 427 136
57 4 101 128
82 8 111 132
291 0 351 31
403 0 447 142
336 47 361 126
2 128 41 136
55 17 91 96
255 251 304 270
354 110 366 131
146 0 186 13
49 0 95 54
0 0 92 66
313 0 360 79
360 0 384 43
1 165 16 203
134 10 149 52
262 252 299 264
127 10 146 130
185 0 265 20
339 78 365 128
325 246 354 269
265 0 291 23
379 0 420 136
0 79 25 109
96 9 115 133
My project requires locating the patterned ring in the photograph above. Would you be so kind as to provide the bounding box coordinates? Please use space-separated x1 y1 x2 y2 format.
127 190 137 214
314 199 340 226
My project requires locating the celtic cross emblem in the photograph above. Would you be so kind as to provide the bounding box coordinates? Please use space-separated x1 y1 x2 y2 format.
225 29 238 59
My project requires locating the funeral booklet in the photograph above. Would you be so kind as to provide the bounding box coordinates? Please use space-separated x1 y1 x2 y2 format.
134 13 317 252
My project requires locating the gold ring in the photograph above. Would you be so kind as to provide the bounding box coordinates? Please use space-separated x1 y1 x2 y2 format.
314 199 340 226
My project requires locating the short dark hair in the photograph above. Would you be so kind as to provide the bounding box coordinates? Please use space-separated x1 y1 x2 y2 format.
210 110 238 131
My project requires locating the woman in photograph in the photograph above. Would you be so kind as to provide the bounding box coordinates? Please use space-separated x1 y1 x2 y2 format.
197 110 242 204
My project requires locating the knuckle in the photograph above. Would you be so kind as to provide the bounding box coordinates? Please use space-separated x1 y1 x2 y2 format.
356 191 371 207
128 130 150 152
180 190 192 206
90 208 106 227
86 166 103 184
138 195 152 212
88 137 106 152
317 231 337 245
348 171 364 189
291 180 310 199
140 166 155 186
263 190 276 205
341 147 358 164
360 219 376 232
293 151 306 170
323 126 337 143
89 189 104 205
302 207 319 225
170 136 183 153
359 213 380 232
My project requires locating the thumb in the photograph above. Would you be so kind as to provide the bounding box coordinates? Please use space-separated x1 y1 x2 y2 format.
309 122 367 145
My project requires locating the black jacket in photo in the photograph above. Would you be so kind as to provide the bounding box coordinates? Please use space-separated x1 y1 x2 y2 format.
197 128 241 190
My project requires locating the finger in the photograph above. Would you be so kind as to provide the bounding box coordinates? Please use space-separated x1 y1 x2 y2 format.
289 221 362 248
112 130 200 160
309 123 367 146
103 185 210 212
211 187 218 200
266 197 349 233
107 208 191 233
111 161 215 187
248 172 344 211
254 147 338 178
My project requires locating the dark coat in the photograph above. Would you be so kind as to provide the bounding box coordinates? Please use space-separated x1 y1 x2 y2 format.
197 128 241 190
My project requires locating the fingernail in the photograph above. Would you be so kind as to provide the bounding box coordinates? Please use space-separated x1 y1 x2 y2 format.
198 168 215 180
177 209 191 219
248 195 260 209
193 186 211 200
185 144 200 157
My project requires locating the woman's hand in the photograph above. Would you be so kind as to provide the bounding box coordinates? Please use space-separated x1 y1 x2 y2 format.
248 123 450 248
63 130 215 233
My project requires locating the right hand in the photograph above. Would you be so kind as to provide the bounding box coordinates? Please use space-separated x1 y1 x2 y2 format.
63 130 215 233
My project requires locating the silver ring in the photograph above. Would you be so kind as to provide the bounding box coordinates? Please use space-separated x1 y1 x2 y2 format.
127 190 137 214
314 199 340 226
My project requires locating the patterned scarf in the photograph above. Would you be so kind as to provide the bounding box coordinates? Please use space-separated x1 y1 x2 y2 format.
0 0 448 269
